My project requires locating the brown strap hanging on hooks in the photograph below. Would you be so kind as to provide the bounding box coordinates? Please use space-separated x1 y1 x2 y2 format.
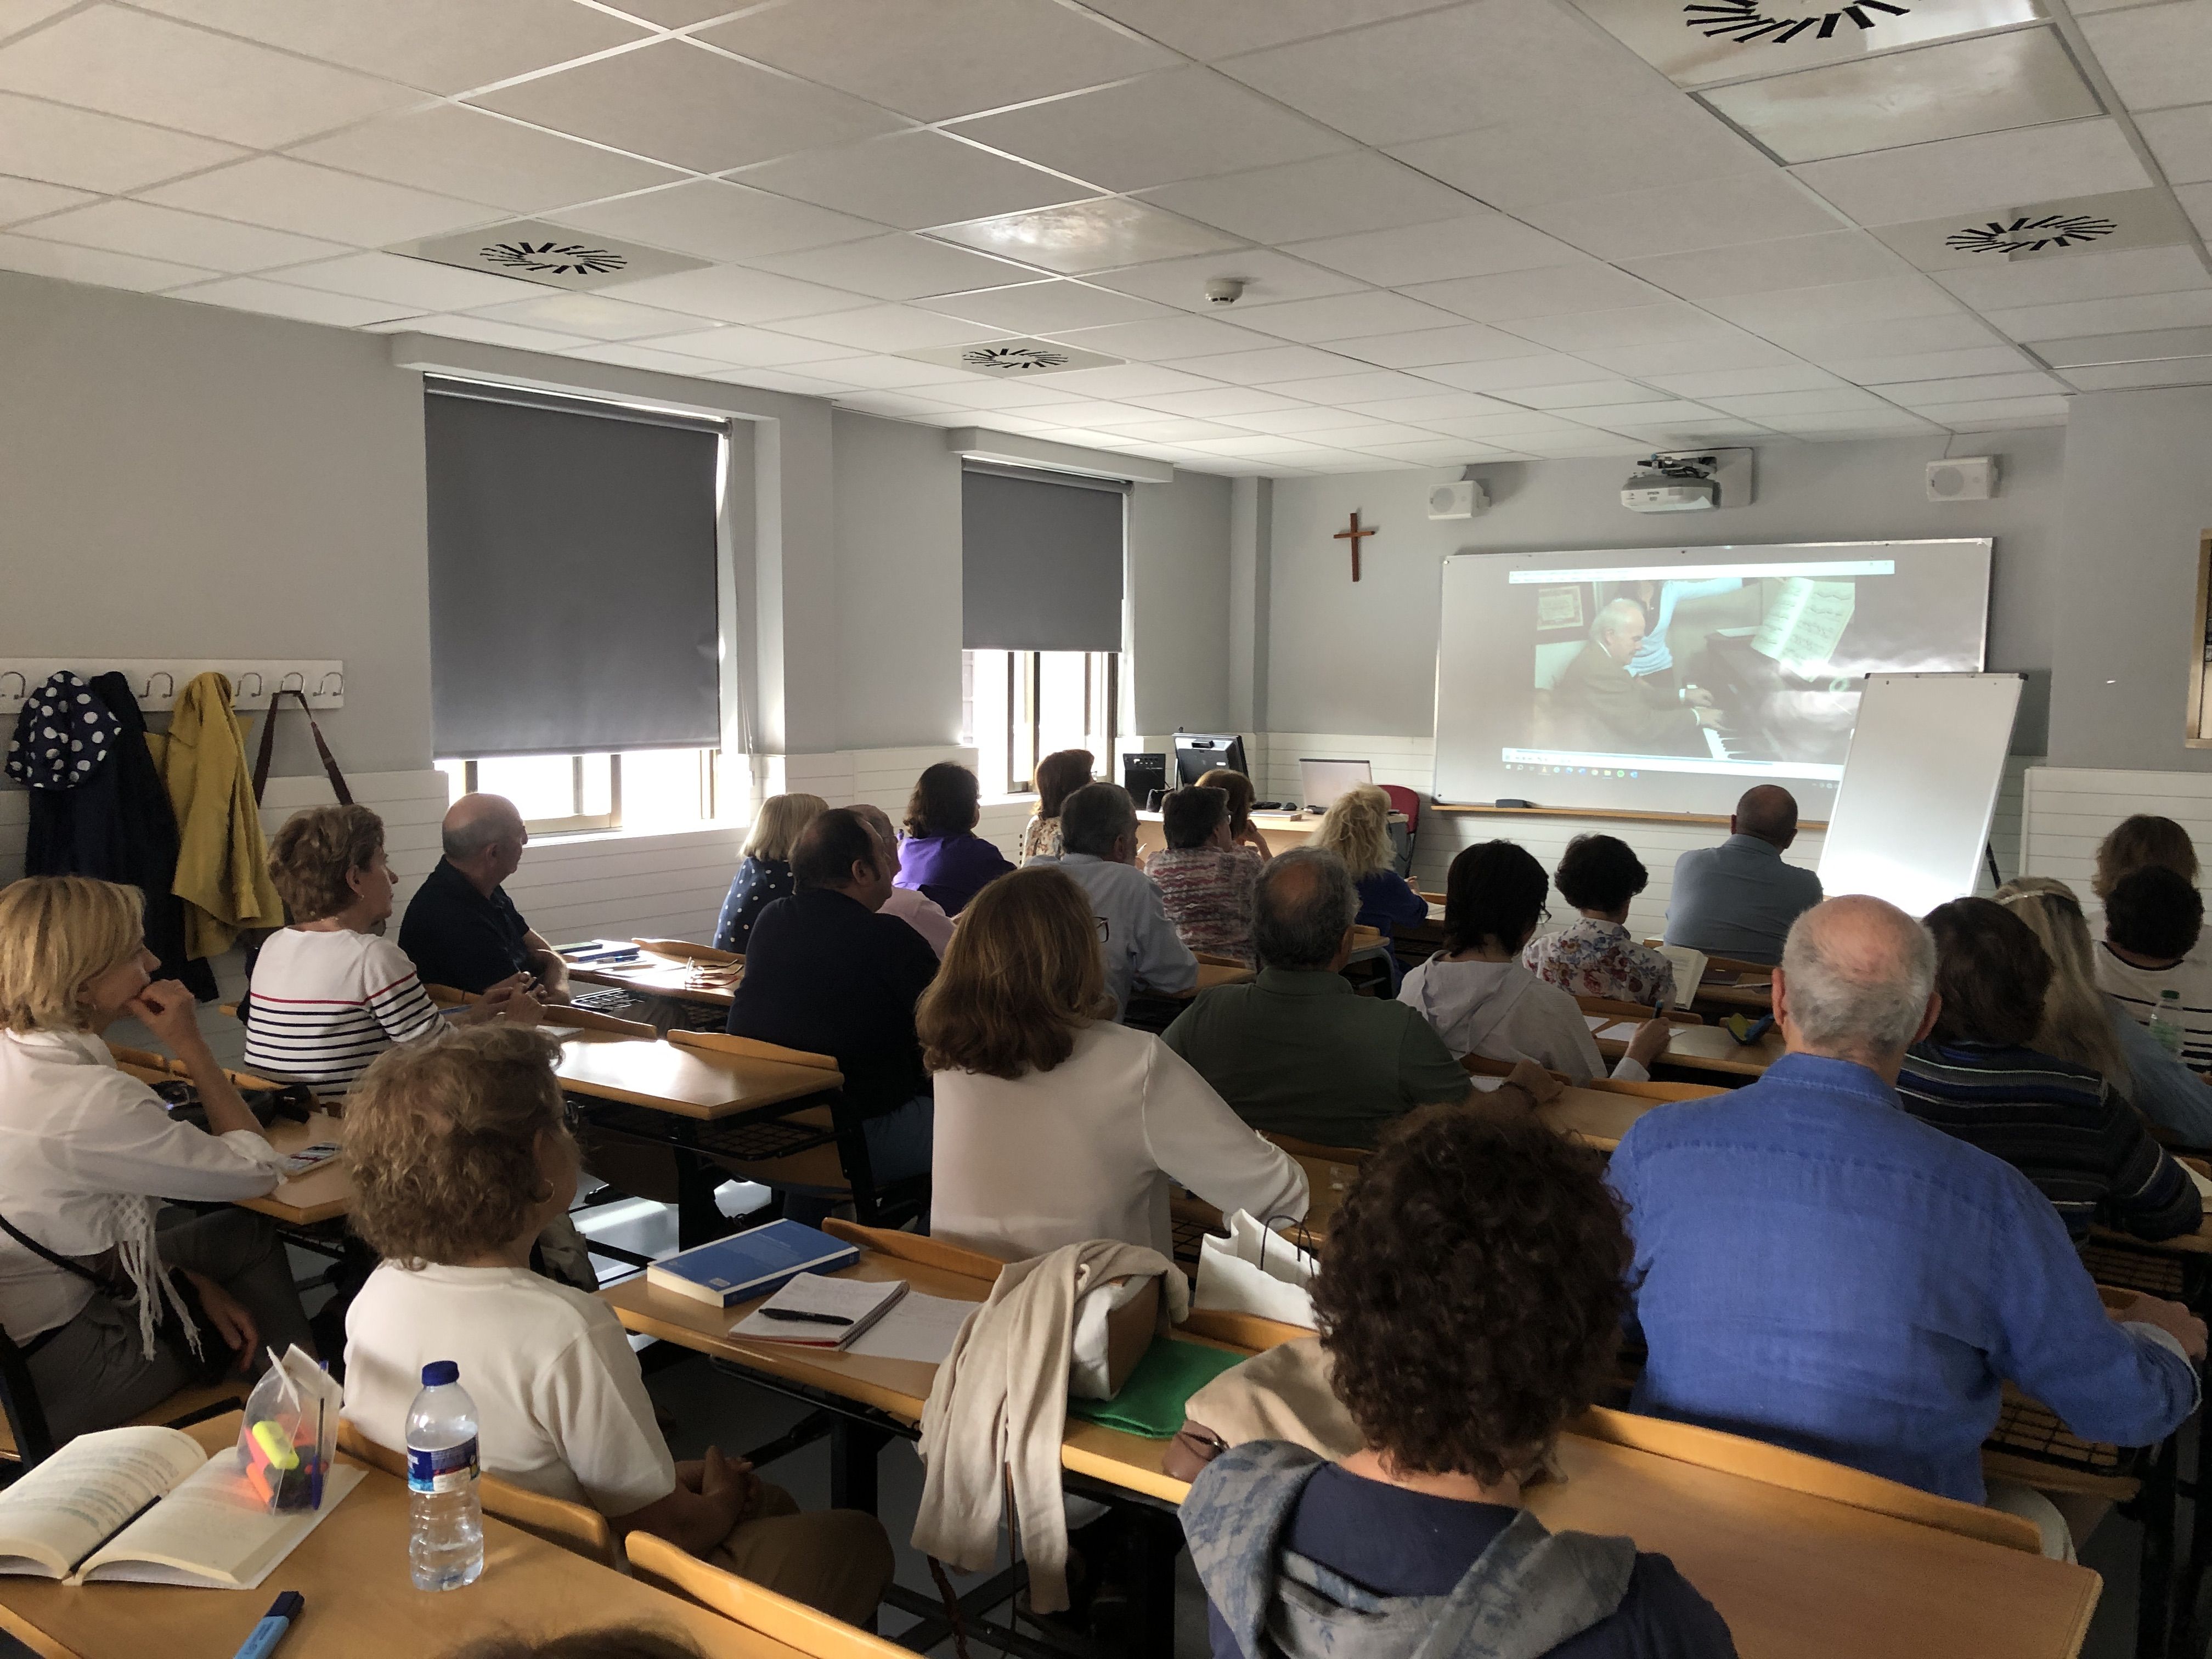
252 687 352 806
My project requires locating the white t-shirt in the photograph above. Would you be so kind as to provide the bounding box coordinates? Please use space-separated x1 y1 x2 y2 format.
244 928 443 1094
929 1020 1307 1261
343 1262 674 1516
2098 943 2212 1074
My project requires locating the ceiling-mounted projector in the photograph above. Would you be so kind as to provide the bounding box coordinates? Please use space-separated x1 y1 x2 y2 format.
1621 450 1739 513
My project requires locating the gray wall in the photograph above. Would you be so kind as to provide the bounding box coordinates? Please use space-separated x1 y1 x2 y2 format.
1262 428 2067 751
832 410 963 751
2049 387 2212 771
1127 469 1235 735
0 270 435 776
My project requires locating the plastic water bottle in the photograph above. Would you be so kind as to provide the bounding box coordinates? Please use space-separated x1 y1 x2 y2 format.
2152 989 2187 1058
405 1361 483 1591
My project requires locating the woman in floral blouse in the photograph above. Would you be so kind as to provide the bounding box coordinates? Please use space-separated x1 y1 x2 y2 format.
1521 834 1677 1008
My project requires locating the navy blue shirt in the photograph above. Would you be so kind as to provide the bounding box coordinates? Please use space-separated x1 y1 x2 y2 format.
715 855 793 952
396 857 536 995
1207 1463 1735 1659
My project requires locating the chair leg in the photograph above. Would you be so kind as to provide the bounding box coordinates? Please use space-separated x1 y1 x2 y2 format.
2132 1434 2177 1658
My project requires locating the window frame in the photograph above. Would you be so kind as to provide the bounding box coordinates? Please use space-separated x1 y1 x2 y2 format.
963 648 1119 795
441 749 721 838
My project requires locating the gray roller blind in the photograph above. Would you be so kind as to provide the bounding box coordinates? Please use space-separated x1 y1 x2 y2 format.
962 466 1125 651
425 386 721 759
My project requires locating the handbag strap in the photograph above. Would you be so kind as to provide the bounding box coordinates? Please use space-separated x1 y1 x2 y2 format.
253 688 353 806
0 1210 104 1288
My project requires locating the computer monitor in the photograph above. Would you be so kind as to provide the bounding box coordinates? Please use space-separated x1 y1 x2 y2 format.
1172 731 1248 787
1299 758 1373 811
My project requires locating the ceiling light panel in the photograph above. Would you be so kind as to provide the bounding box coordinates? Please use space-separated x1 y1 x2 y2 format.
1700 29 2098 165
929 198 1240 276
1565 0 2044 90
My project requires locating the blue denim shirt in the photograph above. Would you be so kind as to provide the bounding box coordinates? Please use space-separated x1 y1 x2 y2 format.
1611 1052 2199 1503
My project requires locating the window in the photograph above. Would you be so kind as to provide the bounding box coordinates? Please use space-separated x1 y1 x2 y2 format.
435 748 721 837
961 650 1118 795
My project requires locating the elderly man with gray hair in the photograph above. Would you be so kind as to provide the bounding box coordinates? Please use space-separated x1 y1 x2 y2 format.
1026 782 1196 1018
1610 894 2204 1560
1161 848 1520 1149
1551 595 1723 757
398 792 569 999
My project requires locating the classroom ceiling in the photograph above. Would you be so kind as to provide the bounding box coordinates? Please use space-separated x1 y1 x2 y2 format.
1 0 2208 476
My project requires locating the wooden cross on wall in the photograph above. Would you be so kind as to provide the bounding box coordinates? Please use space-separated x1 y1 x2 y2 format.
1335 511 1376 582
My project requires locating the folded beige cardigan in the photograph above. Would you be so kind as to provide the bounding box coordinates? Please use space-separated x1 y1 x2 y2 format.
912 1238 1187 1612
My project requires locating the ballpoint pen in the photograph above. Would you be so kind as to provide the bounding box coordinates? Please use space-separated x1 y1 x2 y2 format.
759 1308 853 1326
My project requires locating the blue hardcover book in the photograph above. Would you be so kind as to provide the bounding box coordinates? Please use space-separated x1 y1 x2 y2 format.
645 1220 861 1310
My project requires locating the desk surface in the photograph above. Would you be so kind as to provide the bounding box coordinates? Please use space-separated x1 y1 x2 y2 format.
569 957 738 1008
1135 811 1323 857
115 1061 350 1226
0 1415 806 1659
610 1252 2097 1659
555 1035 837 1121
1601 1022 1786 1079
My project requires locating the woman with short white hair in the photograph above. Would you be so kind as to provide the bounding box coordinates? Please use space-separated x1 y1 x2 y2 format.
0 876 315 1441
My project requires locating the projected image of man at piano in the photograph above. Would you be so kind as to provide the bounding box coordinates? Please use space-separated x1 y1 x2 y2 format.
1550 597 1726 758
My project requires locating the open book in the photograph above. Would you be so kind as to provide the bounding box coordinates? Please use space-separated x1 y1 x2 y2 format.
0 1426 363 1588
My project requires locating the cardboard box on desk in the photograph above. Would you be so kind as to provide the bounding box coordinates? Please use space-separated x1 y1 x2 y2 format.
1071 1274 1165 1401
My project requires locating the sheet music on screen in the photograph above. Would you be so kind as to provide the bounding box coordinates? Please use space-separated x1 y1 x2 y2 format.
1432 540 1993 818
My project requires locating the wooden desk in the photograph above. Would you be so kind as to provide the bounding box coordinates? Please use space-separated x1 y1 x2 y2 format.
555 1036 835 1122
569 956 738 1009
1599 1021 1785 1080
115 1060 350 1226
0 1414 806 1659
1135 810 1322 859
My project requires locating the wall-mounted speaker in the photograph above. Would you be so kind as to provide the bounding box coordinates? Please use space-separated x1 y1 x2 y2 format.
1927 456 1997 501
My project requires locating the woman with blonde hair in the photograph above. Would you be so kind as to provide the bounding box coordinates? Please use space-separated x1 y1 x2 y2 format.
921 866 1306 1260
1197 767 1272 862
0 876 314 1440
714 792 827 952
1020 749 1093 863
1313 785 1426 952
2001 881 2212 1143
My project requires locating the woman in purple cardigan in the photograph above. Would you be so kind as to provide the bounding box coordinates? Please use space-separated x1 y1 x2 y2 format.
895 762 1014 916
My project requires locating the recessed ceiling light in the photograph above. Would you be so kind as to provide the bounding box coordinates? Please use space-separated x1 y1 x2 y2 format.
1872 187 2191 268
388 219 709 292
1567 0 2042 88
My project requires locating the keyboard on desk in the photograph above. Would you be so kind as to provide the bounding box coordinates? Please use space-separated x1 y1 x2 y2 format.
568 986 654 1018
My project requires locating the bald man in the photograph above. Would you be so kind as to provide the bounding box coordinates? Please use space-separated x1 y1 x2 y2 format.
1661 785 1822 966
1611 897 2203 1556
397 793 569 999
1550 597 1720 757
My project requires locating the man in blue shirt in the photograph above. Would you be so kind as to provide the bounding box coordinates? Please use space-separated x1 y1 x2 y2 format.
1661 785 1822 965
1613 896 2203 1550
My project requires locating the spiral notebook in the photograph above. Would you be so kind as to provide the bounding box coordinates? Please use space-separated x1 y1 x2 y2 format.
730 1273 907 1350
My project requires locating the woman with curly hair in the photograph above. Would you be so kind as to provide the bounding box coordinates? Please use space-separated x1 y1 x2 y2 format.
1181 1108 1735 1658
1312 784 1425 938
342 1026 893 1623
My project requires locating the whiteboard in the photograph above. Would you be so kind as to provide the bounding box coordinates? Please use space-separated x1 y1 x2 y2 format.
1816 672 2022 915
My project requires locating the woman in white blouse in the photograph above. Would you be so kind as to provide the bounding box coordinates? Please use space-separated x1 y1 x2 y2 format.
0 877 314 1440
921 865 1307 1260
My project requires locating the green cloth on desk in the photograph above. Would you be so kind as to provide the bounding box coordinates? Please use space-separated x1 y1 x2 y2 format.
1068 1339 1248 1438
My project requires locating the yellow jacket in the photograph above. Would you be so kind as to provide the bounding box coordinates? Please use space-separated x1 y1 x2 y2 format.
148 672 283 958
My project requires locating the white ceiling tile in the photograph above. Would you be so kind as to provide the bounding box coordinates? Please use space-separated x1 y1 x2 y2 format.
560 179 882 263
700 0 1175 122
1984 289 2212 340
1931 243 2212 309
20 198 350 270
900 375 1091 410
2139 105 2212 187
1352 437 1522 462
916 280 1175 335
1418 410 1608 439
1709 274 1968 334
635 327 869 368
2079 2 2212 113
1097 416 1254 442
1641 364 1850 397
250 251 545 310
705 365 860 397
752 232 1034 300
168 275 418 326
1077 0 1444 60
1283 212 1583 287
0 92 245 194
1323 323 1539 369
0 228 212 289
1166 344 1367 384
1402 261 1671 323
1261 368 1457 404
762 303 1003 352
1139 151 1476 246
1791 119 2152 225
731 133 1085 232
2036 324 2212 366
465 289 722 340
1411 352 1623 391
1019 362 1219 398
595 263 871 323
1522 173 1846 260
1085 247 1361 310
0 0 72 41
1338 391 1524 421
1497 302 1746 352
1231 290 1468 343
2061 357 2212 390
128 0 646 94
0 173 85 222
1044 314 1278 361
1506 380 1675 409
832 390 970 417
1386 101 1771 216
1499 432 1649 456
1217 403 1385 432
930 198 1242 276
144 157 493 246
1175 434 1341 457
561 341 744 377
471 40 902 174
292 106 680 215
1705 387 1895 416
1876 370 2069 402
1821 343 2037 382
1622 231 1911 301
1295 421 1452 447
1907 393 2072 421
362 313 593 351
1573 335 1805 376
1013 398 1178 427
0 6 414 146
946 67 1350 193
2183 181 2212 242
1748 311 2002 361
1702 29 2100 166
1760 410 1942 435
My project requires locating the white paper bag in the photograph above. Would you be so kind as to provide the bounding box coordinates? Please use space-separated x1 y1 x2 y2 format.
1194 1210 1319 1328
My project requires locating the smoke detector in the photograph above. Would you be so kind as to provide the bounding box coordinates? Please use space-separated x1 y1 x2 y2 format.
896 336 1124 376
389 219 709 291
1204 277 1246 305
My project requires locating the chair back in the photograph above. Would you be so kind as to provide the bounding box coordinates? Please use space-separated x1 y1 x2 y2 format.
1459 1053 1572 1086
626 1532 912 1656
337 1419 615 1565
822 1220 1003 1283
1576 994 1703 1026
667 1028 839 1071
0 1327 56 1471
1567 1406 2043 1554
540 1005 659 1040
1378 785 1420 834
1583 1078 1726 1103
634 938 744 969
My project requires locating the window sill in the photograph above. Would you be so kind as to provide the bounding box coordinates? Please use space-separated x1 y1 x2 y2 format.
981 792 1040 809
526 819 743 848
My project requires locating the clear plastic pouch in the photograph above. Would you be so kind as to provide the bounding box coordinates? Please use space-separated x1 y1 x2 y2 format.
235 1344 342 1513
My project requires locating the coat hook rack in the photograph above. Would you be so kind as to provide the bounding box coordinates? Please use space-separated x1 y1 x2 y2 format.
143 671 174 700
0 660 345 716
236 672 263 699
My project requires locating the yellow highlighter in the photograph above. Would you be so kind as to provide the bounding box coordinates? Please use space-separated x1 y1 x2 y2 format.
251 1420 300 1473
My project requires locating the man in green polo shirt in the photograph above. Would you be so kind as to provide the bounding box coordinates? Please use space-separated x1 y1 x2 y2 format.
1162 847 1477 1148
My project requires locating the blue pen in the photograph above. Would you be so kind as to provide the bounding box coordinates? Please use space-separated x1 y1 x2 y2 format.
232 1591 303 1659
